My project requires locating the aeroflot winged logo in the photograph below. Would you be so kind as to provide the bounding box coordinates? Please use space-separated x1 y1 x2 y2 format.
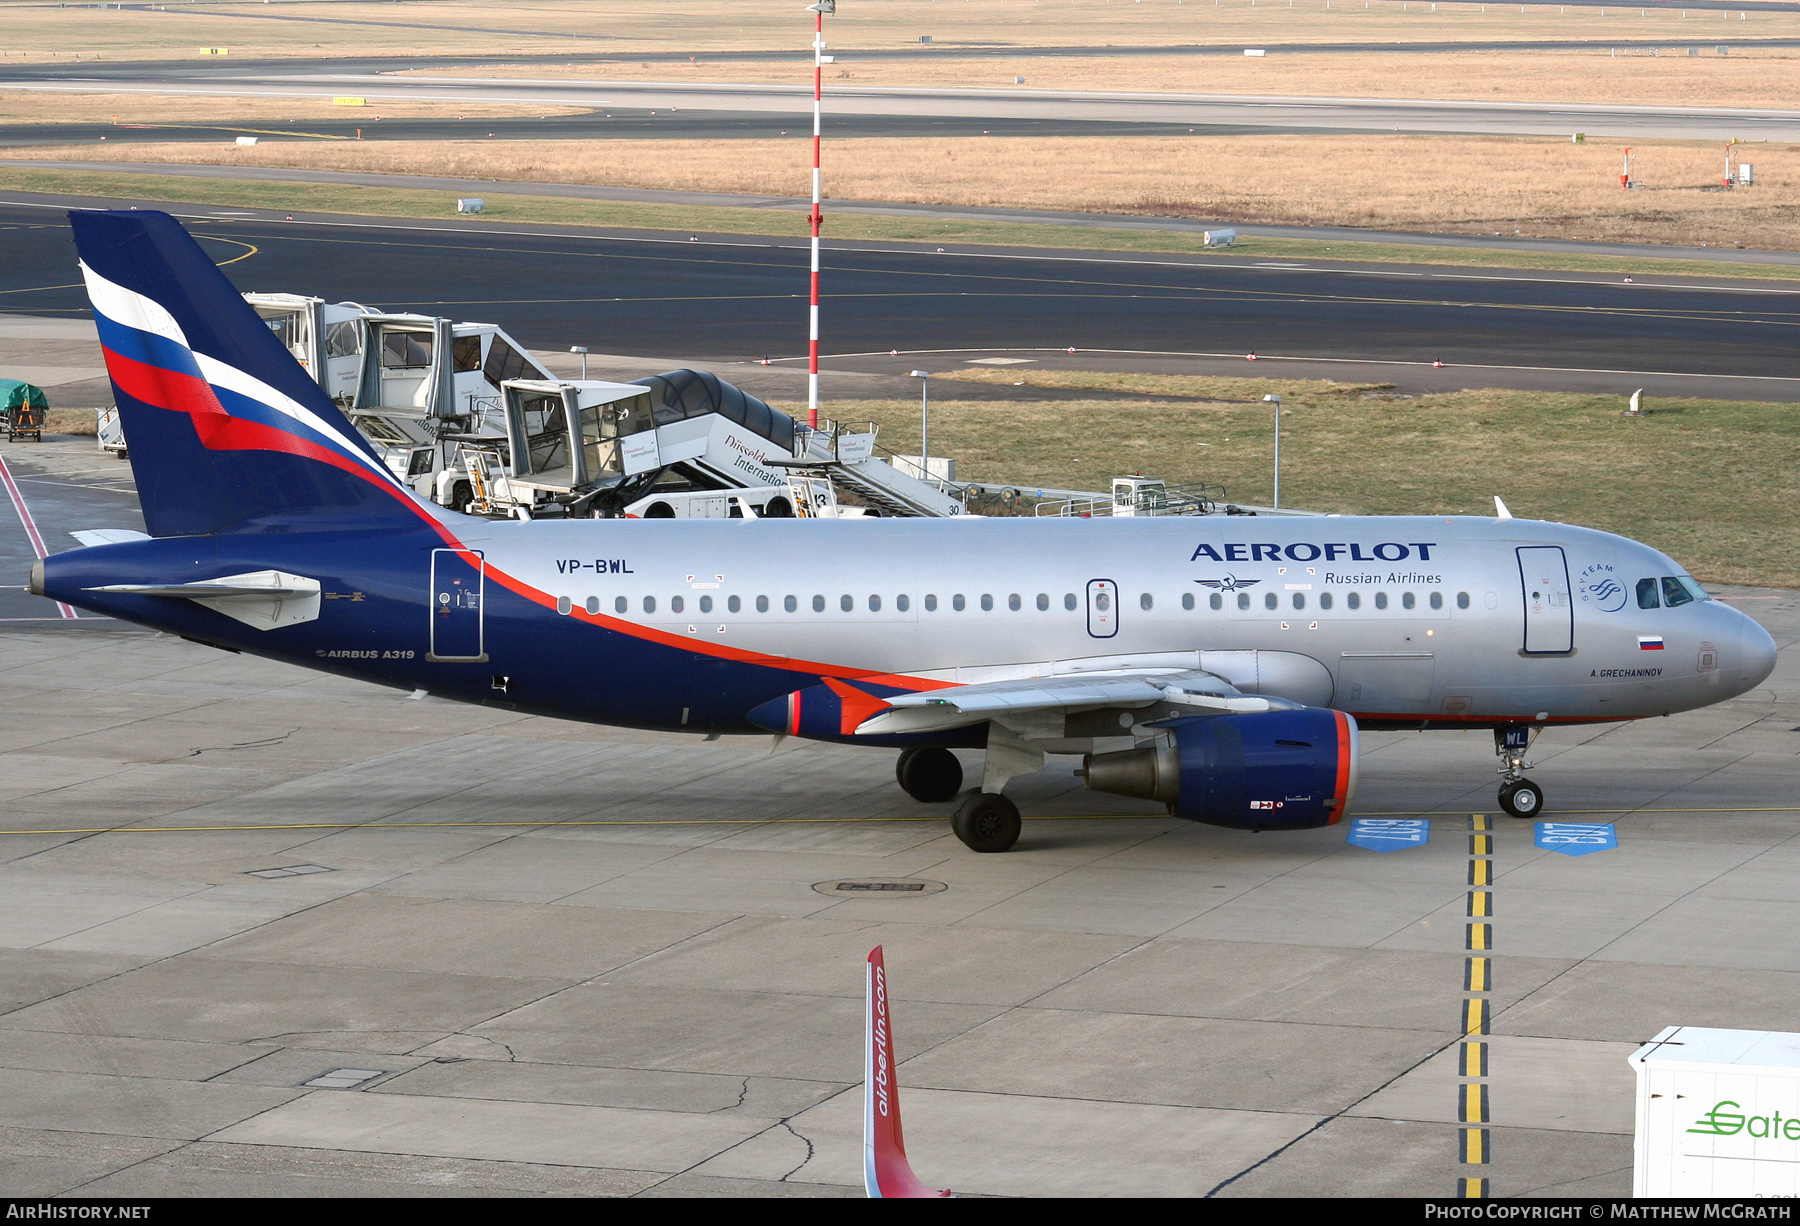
1194 574 1259 592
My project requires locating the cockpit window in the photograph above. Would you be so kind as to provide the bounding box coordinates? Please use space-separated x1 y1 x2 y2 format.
1636 578 1660 609
1656 579 1699 608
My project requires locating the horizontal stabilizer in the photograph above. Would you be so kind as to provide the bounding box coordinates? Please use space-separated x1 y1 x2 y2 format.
70 529 151 548
85 569 321 631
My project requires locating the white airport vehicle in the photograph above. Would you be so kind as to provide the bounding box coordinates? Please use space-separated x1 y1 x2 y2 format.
1632 1026 1800 1197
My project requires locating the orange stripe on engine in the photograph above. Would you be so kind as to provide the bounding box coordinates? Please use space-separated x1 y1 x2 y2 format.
1330 708 1353 825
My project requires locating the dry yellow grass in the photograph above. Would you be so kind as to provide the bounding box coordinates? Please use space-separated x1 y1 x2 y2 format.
23 133 1792 249
0 92 584 125
792 383 1800 588
2 0 1798 64
442 48 1800 110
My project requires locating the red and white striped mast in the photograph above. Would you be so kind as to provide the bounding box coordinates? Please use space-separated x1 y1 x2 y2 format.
805 0 835 430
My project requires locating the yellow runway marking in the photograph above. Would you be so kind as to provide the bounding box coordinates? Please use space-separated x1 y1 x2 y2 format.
1459 1082 1490 1124
1458 814 1495 1192
1470 834 1492 855
1458 1176 1490 1197
1460 1041 1488 1078
1468 859 1491 886
1463 998 1491 1035
1467 891 1491 917
1464 957 1490 993
1460 1129 1490 1165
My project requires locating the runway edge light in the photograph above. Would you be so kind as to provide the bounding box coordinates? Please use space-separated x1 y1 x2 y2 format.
865 946 951 1198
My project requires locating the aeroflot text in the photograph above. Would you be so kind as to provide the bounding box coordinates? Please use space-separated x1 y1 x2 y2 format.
1190 542 1438 563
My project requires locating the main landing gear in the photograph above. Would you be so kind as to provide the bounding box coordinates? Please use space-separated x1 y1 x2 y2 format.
1495 726 1545 819
895 748 1023 853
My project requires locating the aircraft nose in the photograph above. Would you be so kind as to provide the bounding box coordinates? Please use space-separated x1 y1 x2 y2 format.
1737 613 1778 692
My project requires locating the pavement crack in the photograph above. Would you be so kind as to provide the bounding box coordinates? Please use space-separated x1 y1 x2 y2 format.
776 1118 817 1181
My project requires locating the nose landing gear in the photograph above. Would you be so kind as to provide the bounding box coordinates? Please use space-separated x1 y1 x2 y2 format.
1495 726 1544 819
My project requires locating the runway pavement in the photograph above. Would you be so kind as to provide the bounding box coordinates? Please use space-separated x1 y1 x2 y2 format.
7 62 1800 141
5 195 1798 402
0 432 1795 1197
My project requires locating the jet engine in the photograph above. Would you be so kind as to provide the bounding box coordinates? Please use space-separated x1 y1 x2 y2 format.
1081 708 1358 830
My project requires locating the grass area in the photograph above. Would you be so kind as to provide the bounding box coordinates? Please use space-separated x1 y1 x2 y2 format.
3 164 1795 282
779 376 1800 588
0 92 587 125
3 0 1797 63
19 132 1797 252
445 47 1800 111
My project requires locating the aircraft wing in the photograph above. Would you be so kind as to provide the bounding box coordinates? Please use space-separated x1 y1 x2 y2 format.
856 669 1286 736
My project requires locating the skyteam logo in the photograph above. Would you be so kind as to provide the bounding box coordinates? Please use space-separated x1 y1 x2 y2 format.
1578 562 1628 613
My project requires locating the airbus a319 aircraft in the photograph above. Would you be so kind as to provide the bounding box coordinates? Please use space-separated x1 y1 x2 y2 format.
31 211 1778 851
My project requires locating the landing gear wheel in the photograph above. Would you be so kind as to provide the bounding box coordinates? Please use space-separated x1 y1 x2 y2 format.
1499 779 1544 819
895 747 962 803
951 792 1021 853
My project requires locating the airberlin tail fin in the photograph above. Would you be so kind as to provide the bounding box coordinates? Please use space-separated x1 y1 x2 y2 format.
864 946 951 1199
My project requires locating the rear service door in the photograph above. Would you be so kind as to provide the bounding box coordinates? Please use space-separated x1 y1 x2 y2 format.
1087 579 1118 638
1517 545 1573 654
429 548 488 662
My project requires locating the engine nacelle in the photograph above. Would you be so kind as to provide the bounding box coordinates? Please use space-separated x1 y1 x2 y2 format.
1081 708 1358 830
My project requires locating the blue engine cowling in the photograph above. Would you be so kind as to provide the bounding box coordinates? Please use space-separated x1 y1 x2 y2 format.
1080 708 1359 830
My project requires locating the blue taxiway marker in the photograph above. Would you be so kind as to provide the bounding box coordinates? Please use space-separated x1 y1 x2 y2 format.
1535 822 1618 856
1348 818 1430 852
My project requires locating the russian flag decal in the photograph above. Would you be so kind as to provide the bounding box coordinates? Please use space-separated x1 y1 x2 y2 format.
1638 636 1665 651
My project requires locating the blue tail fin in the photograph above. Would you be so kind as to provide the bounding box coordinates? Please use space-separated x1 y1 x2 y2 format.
70 209 433 537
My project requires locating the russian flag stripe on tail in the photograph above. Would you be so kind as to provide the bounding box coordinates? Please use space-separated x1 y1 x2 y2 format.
68 209 442 538
864 946 950 1199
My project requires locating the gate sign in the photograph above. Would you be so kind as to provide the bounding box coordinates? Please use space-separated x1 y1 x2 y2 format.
1536 822 1617 856
1348 818 1429 852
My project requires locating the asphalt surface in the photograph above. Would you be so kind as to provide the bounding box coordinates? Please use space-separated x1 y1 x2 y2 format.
0 109 1383 149
3 194 1797 401
9 62 1800 140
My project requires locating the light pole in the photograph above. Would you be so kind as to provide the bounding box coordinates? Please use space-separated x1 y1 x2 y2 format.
805 0 836 430
569 345 589 380
1262 393 1282 509
910 369 930 480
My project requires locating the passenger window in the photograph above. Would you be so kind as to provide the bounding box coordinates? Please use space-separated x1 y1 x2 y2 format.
585 596 600 615
869 594 881 612
1064 593 1077 611
812 595 825 613
925 594 938 612
1263 591 1278 611
785 595 798 613
1008 594 1021 611
699 595 713 614
1662 576 1695 608
1182 592 1194 611
728 595 741 613
1237 592 1251 610
556 596 571 615
672 595 685 614
840 594 853 613
1319 592 1333 610
1140 592 1154 611
1429 591 1443 610
897 594 910 612
756 595 769 613
1037 593 1049 611
643 596 656 614
614 596 627 614
1637 578 1660 609
1375 592 1389 610
1456 591 1470 610
954 594 966 611
1347 592 1361 610
1293 593 1306 610
1402 592 1416 610
1210 593 1223 611
980 594 993 611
